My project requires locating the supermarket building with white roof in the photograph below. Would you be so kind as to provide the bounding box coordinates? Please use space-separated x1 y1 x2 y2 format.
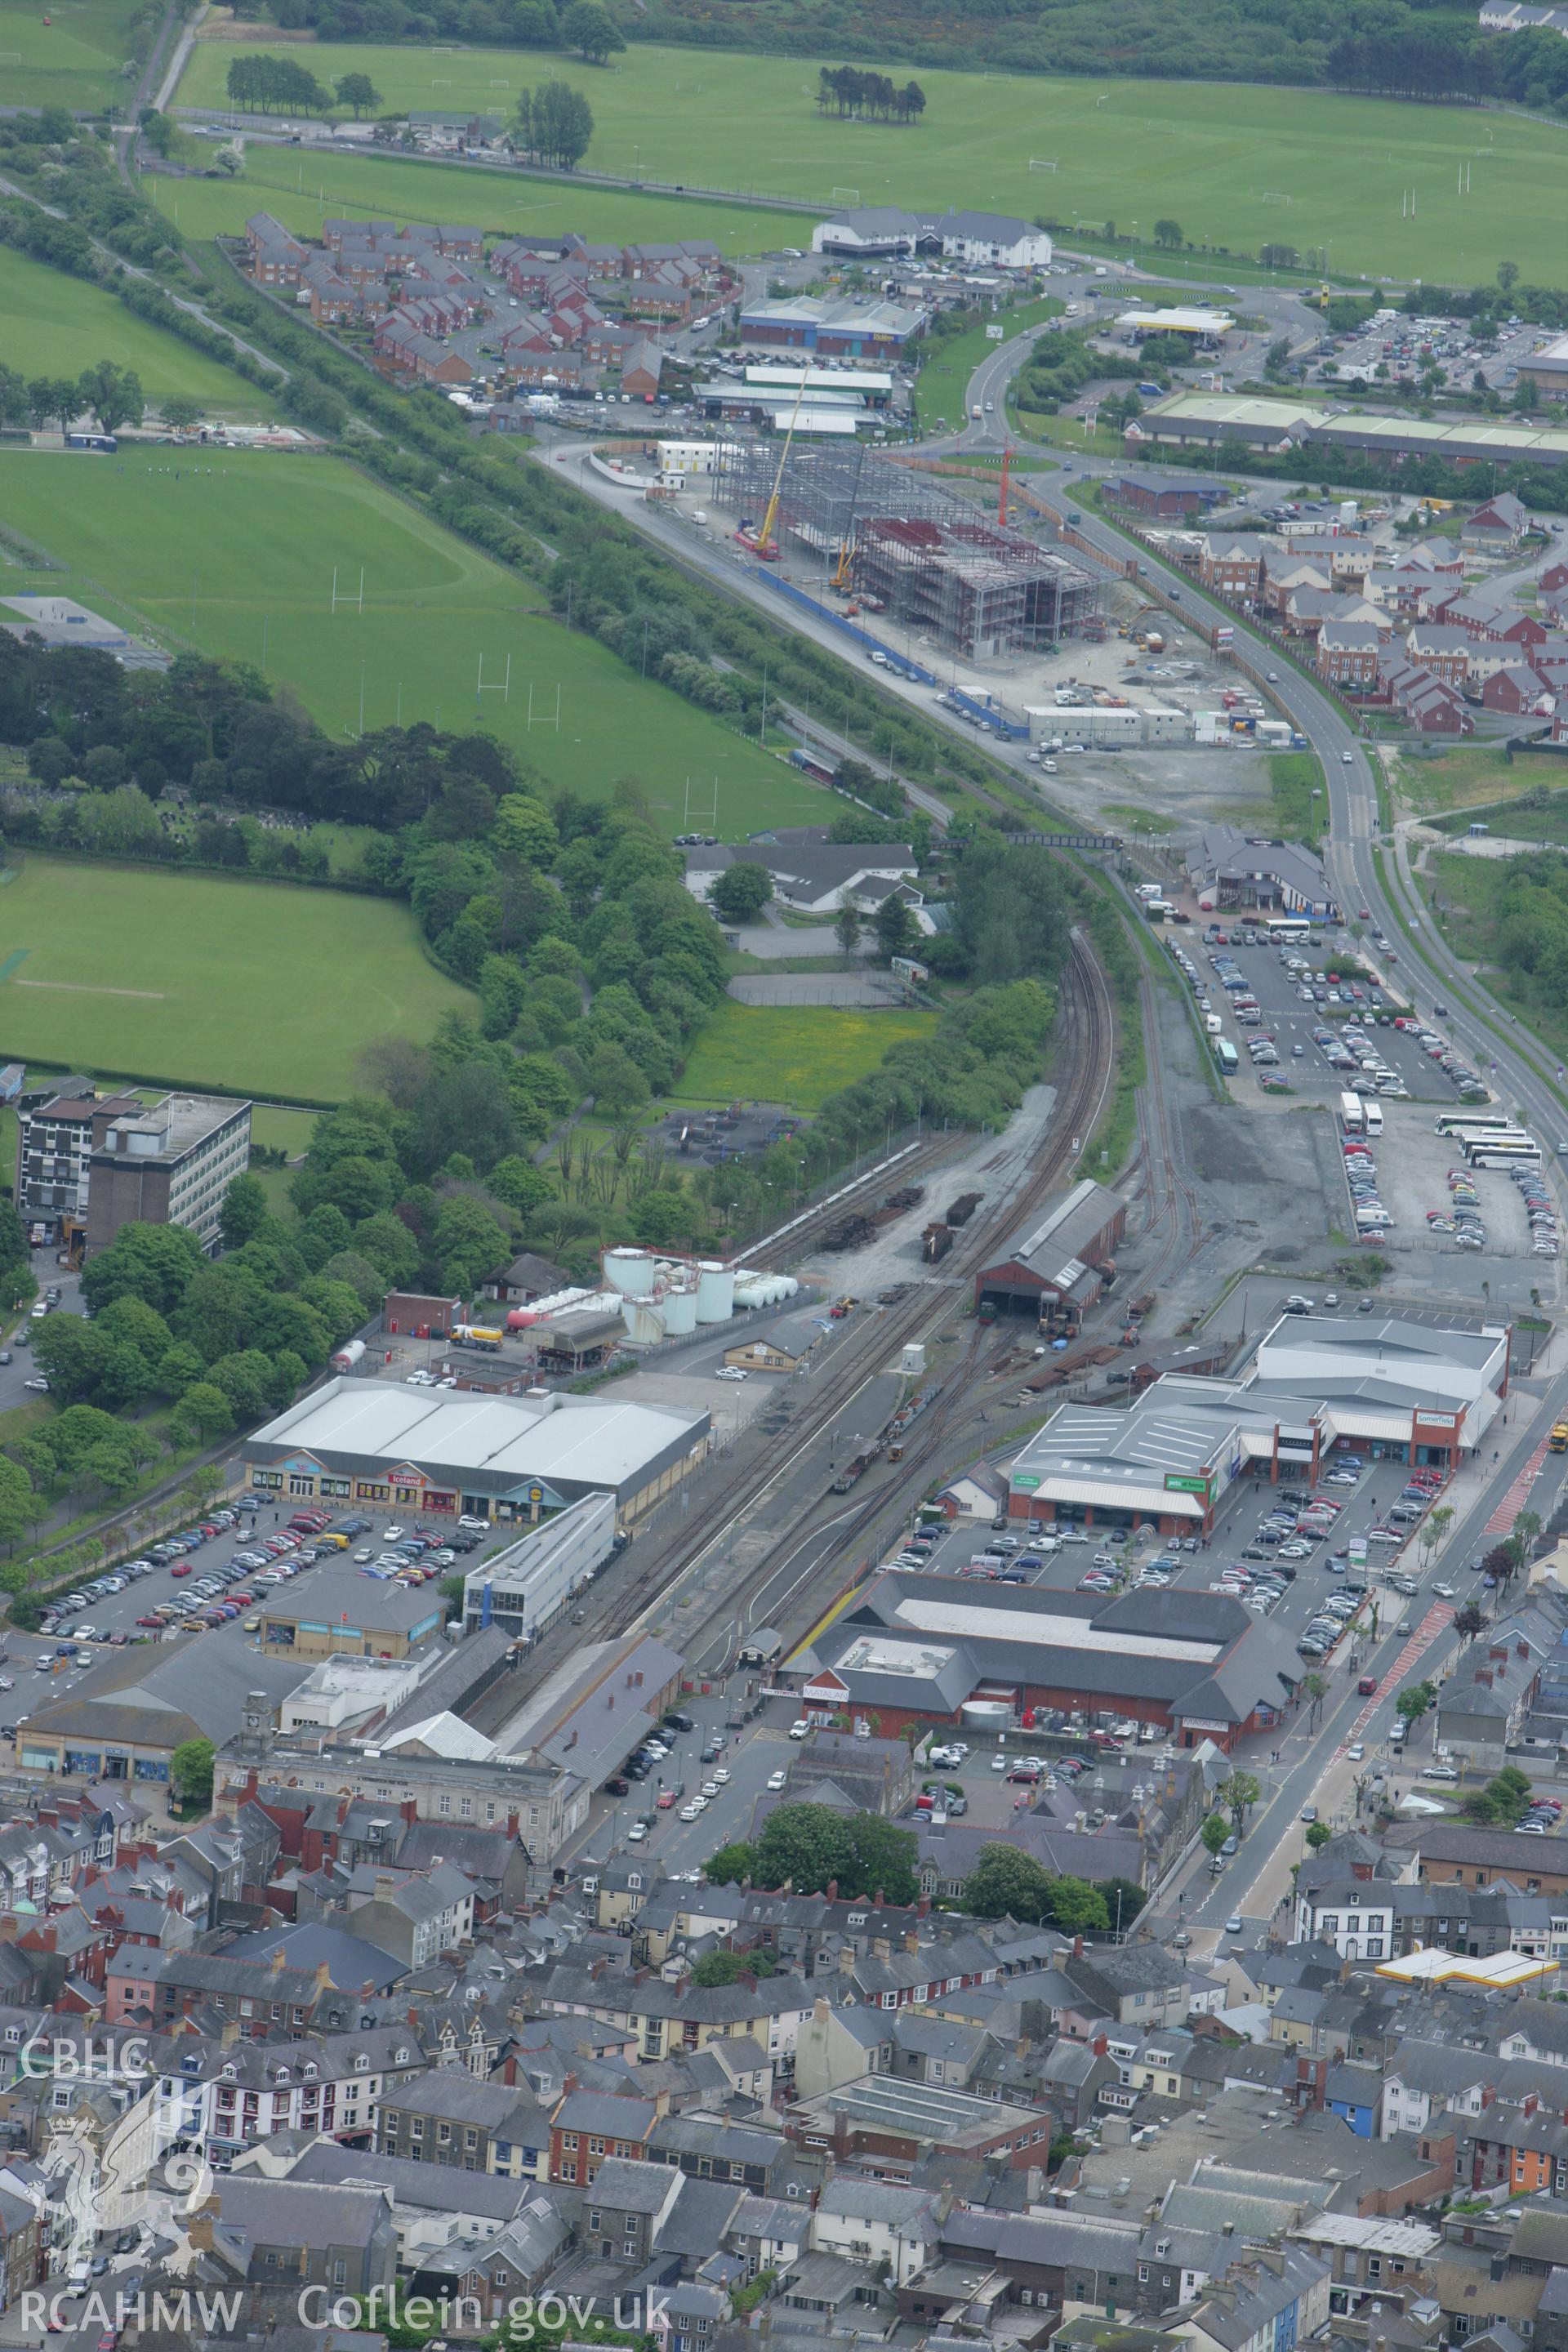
239 1377 710 1524
1006 1312 1508 1537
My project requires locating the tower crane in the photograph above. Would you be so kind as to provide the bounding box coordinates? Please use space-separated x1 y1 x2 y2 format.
735 370 809 560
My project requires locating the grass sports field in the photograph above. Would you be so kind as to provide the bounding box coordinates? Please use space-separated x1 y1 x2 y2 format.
0 857 474 1099
0 0 141 112
140 140 786 255
676 1002 938 1111
177 36 1568 283
0 248 266 416
0 448 826 838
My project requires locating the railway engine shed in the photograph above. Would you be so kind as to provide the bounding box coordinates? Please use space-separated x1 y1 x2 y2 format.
973 1179 1126 1330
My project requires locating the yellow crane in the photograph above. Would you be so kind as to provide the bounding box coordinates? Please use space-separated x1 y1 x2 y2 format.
831 533 856 592
736 369 810 559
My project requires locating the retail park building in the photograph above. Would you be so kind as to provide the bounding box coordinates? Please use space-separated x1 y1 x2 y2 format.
239 1379 709 1523
1006 1312 1508 1539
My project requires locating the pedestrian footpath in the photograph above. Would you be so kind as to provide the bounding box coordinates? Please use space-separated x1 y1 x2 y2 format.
1484 1437 1551 1536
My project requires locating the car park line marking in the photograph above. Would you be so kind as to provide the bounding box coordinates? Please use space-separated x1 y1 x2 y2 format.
1338 1599 1454 1748
1484 1438 1551 1536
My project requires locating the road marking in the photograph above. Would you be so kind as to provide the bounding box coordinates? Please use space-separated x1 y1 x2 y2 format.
1337 1599 1454 1748
1485 1438 1550 1535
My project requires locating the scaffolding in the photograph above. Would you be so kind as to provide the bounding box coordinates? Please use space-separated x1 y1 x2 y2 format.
708 437 1098 658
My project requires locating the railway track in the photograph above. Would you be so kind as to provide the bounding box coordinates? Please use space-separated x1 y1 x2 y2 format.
741 1129 969 1275
595 929 1119 1657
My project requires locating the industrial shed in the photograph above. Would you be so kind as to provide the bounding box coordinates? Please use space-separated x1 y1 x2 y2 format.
973 1180 1126 1329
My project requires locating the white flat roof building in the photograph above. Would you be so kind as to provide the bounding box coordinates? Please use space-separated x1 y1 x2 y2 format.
242 1377 709 1521
1005 1312 1508 1535
1116 307 1234 339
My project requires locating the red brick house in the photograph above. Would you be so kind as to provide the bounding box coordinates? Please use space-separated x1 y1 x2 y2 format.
1481 663 1552 715
1403 621 1472 685
1199 533 1266 599
1317 620 1383 688
1382 658 1474 735
548 2088 657 2185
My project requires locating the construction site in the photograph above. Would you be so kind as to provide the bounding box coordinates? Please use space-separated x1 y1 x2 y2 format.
708 439 1099 661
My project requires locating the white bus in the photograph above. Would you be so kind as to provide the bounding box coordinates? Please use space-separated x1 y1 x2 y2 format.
1434 1111 1513 1137
1265 915 1312 942
1339 1091 1365 1134
1363 1101 1383 1137
1467 1140 1542 1169
1451 1126 1532 1157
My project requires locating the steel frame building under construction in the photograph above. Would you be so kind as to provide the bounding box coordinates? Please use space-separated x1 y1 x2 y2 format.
709 439 1098 660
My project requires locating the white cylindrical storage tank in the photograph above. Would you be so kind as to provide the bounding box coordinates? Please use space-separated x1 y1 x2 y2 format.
696 1261 734 1322
332 1339 367 1373
663 1285 698 1335
604 1247 656 1298
960 1699 1013 1727
625 1298 664 1344
778 1276 800 1300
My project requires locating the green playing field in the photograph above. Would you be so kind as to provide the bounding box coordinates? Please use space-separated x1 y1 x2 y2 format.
0 448 829 840
0 0 142 113
0 247 267 415
139 134 788 254
176 36 1568 283
0 855 474 1100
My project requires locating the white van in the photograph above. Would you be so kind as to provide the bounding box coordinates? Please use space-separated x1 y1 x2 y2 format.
1205 1013 1223 1036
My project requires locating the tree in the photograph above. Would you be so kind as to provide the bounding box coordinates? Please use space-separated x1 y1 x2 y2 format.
77 361 145 436
1258 242 1299 270
875 894 918 963
431 1196 509 1299
834 896 862 958
1265 336 1292 375
584 1041 648 1117
1300 1670 1329 1731
214 140 244 176
82 1222 202 1316
560 0 626 60
218 1172 270 1254
1152 218 1183 249
493 794 559 867
1200 1812 1230 1858
703 1841 758 1886
1454 1601 1486 1644
1047 1877 1110 1935
1420 1503 1455 1564
1304 1820 1333 1851
159 396 201 434
751 1804 854 1895
0 1460 33 1554
176 1381 235 1442
1498 259 1521 294
1095 1876 1147 1932
439 1573 465 1619
27 376 81 435
515 82 595 171
334 70 382 115
689 1948 775 1986
488 1155 554 1222
964 1844 1054 1922
1512 1508 1543 1571
170 1737 215 1809
1396 1680 1437 1731
1219 1769 1261 1836
708 863 773 924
